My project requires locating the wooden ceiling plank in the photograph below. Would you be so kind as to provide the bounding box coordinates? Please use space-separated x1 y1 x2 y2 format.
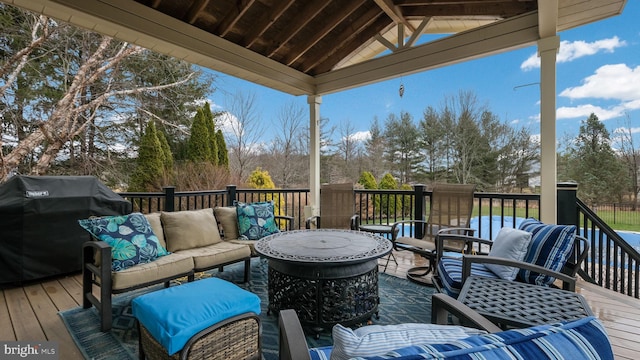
216 0 256 37
184 0 209 25
243 0 295 48
284 0 366 66
374 0 416 32
265 0 331 58
402 1 537 17
307 14 390 74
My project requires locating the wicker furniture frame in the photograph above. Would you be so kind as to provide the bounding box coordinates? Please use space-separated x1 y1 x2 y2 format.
138 312 261 360
305 183 360 229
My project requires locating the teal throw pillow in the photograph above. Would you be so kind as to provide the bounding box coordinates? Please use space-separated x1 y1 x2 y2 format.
78 212 169 272
236 201 280 240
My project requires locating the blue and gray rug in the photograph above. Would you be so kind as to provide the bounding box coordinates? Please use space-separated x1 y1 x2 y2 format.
59 259 435 360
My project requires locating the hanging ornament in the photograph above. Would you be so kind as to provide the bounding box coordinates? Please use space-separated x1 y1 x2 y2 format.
399 83 405 98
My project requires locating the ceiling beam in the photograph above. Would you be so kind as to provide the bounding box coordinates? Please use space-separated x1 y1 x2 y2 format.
314 11 539 94
374 0 416 32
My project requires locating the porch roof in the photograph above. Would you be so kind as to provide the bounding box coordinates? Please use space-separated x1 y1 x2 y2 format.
4 0 626 96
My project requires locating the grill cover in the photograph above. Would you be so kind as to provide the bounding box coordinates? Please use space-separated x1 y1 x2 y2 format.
0 175 131 284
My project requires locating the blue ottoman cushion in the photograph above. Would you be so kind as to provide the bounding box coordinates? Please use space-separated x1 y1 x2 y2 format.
132 277 261 356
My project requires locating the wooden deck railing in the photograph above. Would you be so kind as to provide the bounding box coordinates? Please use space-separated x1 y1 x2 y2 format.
117 183 640 298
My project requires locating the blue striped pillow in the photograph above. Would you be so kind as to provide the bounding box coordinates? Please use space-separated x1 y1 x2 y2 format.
348 316 613 360
517 218 576 286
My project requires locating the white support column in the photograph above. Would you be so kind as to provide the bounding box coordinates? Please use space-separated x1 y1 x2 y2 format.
306 95 322 219
538 35 560 224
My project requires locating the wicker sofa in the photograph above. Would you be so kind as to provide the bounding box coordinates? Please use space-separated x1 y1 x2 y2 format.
279 294 614 360
82 207 290 332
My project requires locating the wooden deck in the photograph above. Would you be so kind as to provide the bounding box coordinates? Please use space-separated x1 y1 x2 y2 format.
1 250 639 359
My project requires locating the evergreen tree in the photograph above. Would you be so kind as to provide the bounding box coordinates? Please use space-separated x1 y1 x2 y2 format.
216 129 229 169
186 109 212 162
566 113 627 204
130 122 164 191
156 129 174 176
383 112 421 184
202 102 218 165
379 173 399 215
358 171 377 189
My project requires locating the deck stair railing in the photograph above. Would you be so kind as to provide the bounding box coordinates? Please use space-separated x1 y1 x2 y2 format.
117 183 640 298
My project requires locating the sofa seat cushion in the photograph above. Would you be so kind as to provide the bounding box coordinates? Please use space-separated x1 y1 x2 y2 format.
111 253 194 291
344 316 613 360
175 242 251 270
132 277 261 356
161 209 223 252
437 257 499 297
228 239 259 256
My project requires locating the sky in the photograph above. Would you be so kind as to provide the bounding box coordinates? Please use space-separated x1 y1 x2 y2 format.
207 2 640 148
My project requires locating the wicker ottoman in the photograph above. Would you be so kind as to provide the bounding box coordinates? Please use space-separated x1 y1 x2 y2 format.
132 278 261 360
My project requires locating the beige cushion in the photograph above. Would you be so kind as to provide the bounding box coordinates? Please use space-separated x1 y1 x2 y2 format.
144 212 167 250
111 253 194 291
175 242 251 271
161 209 222 252
214 206 239 240
228 239 258 256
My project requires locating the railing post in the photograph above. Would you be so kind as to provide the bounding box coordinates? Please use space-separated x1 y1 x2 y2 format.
163 186 175 212
414 184 426 238
226 185 237 206
557 182 578 226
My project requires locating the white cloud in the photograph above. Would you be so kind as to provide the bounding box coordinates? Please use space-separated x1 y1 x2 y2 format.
556 104 624 120
218 111 241 135
560 64 640 101
351 130 371 142
521 37 626 71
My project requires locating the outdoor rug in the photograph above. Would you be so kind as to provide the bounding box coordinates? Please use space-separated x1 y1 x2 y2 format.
60 259 436 360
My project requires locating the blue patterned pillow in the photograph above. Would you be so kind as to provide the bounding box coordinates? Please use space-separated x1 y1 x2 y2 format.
78 212 169 272
517 218 576 286
236 201 280 240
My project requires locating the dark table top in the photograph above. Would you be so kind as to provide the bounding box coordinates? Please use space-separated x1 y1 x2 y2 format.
254 229 391 265
457 276 594 328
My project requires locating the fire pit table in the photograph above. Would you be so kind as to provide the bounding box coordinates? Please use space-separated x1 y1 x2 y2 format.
254 229 391 332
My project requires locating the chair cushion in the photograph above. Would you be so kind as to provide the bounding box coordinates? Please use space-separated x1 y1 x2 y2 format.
517 218 577 286
78 212 169 272
236 201 280 240
437 257 499 297
132 277 261 356
485 227 532 280
330 323 486 360
161 208 222 252
344 316 612 360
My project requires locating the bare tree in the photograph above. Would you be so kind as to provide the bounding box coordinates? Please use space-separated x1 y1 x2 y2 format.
614 113 640 208
0 6 206 182
268 101 307 187
223 91 265 182
334 119 362 181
